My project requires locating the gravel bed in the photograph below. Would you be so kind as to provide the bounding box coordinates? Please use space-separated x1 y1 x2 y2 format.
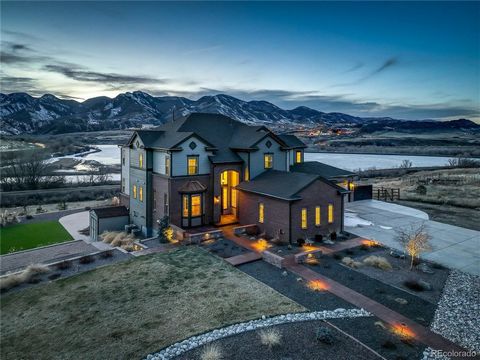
145 309 371 360
175 319 377 360
328 316 427 360
238 260 353 310
349 248 450 304
430 270 480 353
306 255 437 325
201 237 248 258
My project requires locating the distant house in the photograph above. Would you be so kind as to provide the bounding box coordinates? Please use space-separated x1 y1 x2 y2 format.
119 113 353 243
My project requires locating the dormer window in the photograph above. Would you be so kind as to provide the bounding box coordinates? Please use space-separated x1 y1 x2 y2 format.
264 153 273 169
187 155 199 175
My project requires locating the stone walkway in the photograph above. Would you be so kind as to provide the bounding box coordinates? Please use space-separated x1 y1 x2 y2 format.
221 225 471 359
0 240 98 274
345 200 480 276
225 252 262 266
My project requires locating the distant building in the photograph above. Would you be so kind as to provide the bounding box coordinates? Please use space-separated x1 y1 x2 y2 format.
119 113 353 243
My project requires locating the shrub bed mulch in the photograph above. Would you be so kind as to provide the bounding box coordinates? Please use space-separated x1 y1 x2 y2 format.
239 261 353 311
201 238 249 258
348 247 450 304
1 249 131 295
305 254 439 326
328 316 426 360
175 320 379 360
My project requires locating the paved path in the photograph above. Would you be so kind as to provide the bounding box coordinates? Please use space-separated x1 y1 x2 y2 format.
59 211 90 241
313 237 366 255
225 252 262 266
0 240 98 274
345 200 480 276
221 225 471 359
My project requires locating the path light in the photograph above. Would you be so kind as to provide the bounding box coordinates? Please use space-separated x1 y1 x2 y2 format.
362 239 379 247
307 279 329 291
302 244 319 252
251 239 271 252
391 323 415 339
305 253 320 265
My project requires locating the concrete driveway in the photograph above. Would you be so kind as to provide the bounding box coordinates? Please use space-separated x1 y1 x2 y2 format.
59 211 90 241
345 200 480 276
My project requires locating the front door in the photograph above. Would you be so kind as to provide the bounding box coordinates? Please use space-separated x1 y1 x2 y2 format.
220 170 239 218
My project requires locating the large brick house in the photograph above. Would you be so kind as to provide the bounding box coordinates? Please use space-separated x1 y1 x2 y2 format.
119 113 352 243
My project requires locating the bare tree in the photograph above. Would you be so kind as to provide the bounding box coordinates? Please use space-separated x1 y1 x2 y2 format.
396 222 431 270
399 159 413 169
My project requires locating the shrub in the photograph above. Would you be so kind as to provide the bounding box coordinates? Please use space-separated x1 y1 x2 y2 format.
382 340 397 349
101 231 118 244
333 253 342 260
330 232 337 241
246 226 259 236
431 262 445 270
345 249 354 255
259 328 282 349
403 279 426 292
84 206 91 210
79 255 94 264
56 260 72 270
341 257 362 268
415 185 427 195
316 326 335 344
100 250 114 258
314 234 323 242
363 256 392 270
0 264 50 291
48 273 62 280
200 344 222 360
26 214 33 220
296 238 305 247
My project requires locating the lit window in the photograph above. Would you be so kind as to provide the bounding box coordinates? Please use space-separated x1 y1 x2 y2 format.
296 150 302 163
315 206 321 226
258 203 264 223
139 186 143 202
191 195 201 217
231 189 237 208
220 171 228 185
182 195 189 217
188 156 198 175
264 153 273 169
301 208 308 229
139 154 143 168
165 156 170 175
244 166 250 181
328 204 334 224
133 185 137 199
222 187 228 210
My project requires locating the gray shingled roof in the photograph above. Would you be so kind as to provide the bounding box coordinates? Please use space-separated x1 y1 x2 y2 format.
125 113 305 164
277 134 307 148
91 206 129 218
236 170 319 200
291 161 356 179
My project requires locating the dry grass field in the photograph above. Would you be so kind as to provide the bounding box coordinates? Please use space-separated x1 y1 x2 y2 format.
0 247 304 360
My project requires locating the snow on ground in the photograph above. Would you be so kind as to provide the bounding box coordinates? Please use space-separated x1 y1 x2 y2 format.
344 212 374 227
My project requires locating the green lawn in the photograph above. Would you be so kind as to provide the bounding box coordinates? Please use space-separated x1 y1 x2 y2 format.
0 247 304 360
0 221 73 254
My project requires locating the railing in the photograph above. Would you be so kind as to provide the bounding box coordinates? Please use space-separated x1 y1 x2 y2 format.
373 187 400 201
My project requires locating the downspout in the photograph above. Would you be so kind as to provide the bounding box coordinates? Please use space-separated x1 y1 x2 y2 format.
340 194 345 233
288 201 292 245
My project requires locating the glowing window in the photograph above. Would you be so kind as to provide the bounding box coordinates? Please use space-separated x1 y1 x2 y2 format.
222 187 228 210
328 204 334 224
264 153 273 169
139 154 143 168
191 195 201 217
133 185 137 199
244 166 250 181
182 195 189 217
296 150 302 163
139 186 143 202
301 208 308 229
165 156 170 175
220 171 228 185
315 206 321 226
258 203 264 223
187 156 198 175
231 189 237 208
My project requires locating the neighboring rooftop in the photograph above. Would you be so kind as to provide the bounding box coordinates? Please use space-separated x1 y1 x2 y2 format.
277 134 308 149
237 170 347 201
291 161 356 179
91 206 129 218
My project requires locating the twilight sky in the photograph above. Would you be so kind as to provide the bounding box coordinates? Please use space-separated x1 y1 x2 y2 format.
1 1 479 121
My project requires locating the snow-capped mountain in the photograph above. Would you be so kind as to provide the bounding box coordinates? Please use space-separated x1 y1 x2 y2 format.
0 92 477 135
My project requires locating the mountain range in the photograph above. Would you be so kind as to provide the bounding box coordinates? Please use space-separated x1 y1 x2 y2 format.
0 91 478 135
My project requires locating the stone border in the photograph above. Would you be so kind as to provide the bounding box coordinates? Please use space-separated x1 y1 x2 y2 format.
0 239 86 258
145 308 371 360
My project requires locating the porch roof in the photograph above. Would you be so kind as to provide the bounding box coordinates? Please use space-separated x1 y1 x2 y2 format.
178 180 207 194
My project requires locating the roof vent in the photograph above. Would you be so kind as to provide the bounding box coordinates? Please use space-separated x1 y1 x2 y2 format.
266 140 272 148
189 141 197 150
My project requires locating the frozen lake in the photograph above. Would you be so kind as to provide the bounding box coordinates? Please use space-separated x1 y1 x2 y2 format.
49 145 120 165
305 153 457 171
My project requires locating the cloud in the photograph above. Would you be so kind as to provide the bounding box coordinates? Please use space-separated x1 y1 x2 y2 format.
342 62 364 74
333 57 399 87
365 57 398 78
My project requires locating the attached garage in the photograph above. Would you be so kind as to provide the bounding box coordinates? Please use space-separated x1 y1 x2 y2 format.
89 206 129 241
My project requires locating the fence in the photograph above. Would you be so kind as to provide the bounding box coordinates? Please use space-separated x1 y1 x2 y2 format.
373 187 400 201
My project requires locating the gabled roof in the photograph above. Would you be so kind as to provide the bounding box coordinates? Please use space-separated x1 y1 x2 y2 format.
178 180 207 193
291 161 356 179
277 134 307 149
123 113 305 164
236 170 349 201
91 206 129 219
